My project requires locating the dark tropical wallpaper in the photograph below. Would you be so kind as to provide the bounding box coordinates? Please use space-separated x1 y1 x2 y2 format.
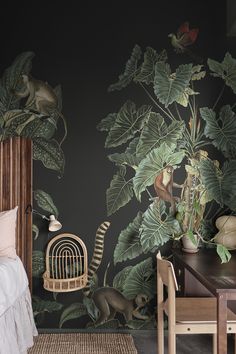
0 1 235 330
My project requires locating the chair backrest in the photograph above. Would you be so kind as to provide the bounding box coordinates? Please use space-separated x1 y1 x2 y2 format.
156 252 178 291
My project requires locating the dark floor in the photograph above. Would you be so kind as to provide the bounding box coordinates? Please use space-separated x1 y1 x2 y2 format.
133 331 235 354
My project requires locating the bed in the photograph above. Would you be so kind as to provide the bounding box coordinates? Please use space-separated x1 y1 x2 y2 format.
0 256 37 353
0 138 38 354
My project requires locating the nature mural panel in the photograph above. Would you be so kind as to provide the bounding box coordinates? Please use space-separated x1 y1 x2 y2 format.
1 9 235 330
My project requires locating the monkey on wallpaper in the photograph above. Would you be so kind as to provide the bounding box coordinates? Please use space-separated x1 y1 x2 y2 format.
13 74 67 146
154 165 183 214
83 221 111 297
91 287 150 326
82 222 150 326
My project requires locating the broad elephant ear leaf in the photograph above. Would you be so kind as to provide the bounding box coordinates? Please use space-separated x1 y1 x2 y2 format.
133 142 185 201
108 152 141 169
136 112 185 157
97 113 117 132
59 303 87 328
200 105 236 158
34 189 59 217
114 212 143 265
33 138 65 176
108 45 142 91
106 166 133 216
0 52 34 113
154 62 192 107
208 52 236 93
140 202 181 253
122 257 156 300
105 101 151 148
113 266 133 292
199 159 236 211
134 47 167 84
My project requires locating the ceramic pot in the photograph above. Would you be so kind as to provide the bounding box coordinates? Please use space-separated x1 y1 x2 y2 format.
182 234 199 253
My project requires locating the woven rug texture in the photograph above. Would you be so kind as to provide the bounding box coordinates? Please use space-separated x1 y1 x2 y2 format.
28 333 138 354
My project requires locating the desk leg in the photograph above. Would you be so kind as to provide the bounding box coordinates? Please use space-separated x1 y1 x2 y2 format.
217 293 227 354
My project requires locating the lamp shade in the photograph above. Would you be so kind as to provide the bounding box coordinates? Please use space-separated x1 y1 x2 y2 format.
48 215 62 232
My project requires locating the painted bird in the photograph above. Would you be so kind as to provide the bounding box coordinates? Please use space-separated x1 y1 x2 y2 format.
168 22 199 53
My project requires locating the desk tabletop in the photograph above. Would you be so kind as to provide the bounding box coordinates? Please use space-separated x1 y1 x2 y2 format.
173 249 236 295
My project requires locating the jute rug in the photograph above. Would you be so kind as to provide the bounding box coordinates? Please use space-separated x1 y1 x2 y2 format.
28 333 138 354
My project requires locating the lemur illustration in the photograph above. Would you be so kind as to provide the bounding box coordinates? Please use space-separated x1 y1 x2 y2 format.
83 221 150 325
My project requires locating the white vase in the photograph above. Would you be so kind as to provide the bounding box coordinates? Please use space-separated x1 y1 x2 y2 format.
182 234 199 253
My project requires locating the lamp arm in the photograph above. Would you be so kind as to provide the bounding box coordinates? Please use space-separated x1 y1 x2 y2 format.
25 204 50 221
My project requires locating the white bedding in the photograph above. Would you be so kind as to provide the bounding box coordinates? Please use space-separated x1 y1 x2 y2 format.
0 256 38 354
0 256 28 316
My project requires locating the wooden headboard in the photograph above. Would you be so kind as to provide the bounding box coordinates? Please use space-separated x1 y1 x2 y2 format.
0 137 32 290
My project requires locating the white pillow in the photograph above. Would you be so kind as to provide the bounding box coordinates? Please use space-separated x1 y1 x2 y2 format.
0 206 18 259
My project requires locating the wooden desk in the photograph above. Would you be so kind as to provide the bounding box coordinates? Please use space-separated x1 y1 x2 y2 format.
173 249 236 354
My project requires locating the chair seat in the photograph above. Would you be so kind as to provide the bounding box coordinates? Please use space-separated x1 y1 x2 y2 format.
170 297 236 323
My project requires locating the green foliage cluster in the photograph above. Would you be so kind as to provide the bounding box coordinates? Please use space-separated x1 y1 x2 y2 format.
0 52 68 324
0 52 65 176
98 44 236 265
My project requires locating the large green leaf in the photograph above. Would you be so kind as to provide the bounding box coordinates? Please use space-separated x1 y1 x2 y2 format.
59 303 87 328
106 166 134 216
3 110 36 137
208 52 236 93
200 105 236 158
114 212 143 265
133 142 185 201
108 152 141 169
136 112 185 157
108 45 142 91
199 159 236 211
134 47 167 84
21 118 56 140
113 266 133 292
154 62 192 107
33 138 65 176
32 250 45 277
125 137 139 154
97 113 117 132
83 297 99 322
0 52 34 113
216 244 231 264
140 202 181 253
105 101 151 148
32 296 63 316
34 189 59 217
122 258 156 300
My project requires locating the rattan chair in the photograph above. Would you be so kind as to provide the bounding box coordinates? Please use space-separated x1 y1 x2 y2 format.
43 233 88 292
156 252 236 354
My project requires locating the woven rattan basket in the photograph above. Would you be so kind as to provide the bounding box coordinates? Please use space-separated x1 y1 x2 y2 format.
43 233 88 292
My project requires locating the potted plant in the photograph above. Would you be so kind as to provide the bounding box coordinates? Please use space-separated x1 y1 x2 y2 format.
97 39 236 264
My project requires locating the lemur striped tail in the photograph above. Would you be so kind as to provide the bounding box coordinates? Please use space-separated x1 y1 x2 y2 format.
83 221 110 297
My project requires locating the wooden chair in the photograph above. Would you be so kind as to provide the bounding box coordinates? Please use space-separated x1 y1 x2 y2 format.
156 252 236 354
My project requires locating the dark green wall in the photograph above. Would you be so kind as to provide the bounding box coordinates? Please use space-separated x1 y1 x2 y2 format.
0 1 229 329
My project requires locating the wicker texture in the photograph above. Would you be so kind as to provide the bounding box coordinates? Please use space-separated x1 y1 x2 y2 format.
28 333 138 353
43 233 88 292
